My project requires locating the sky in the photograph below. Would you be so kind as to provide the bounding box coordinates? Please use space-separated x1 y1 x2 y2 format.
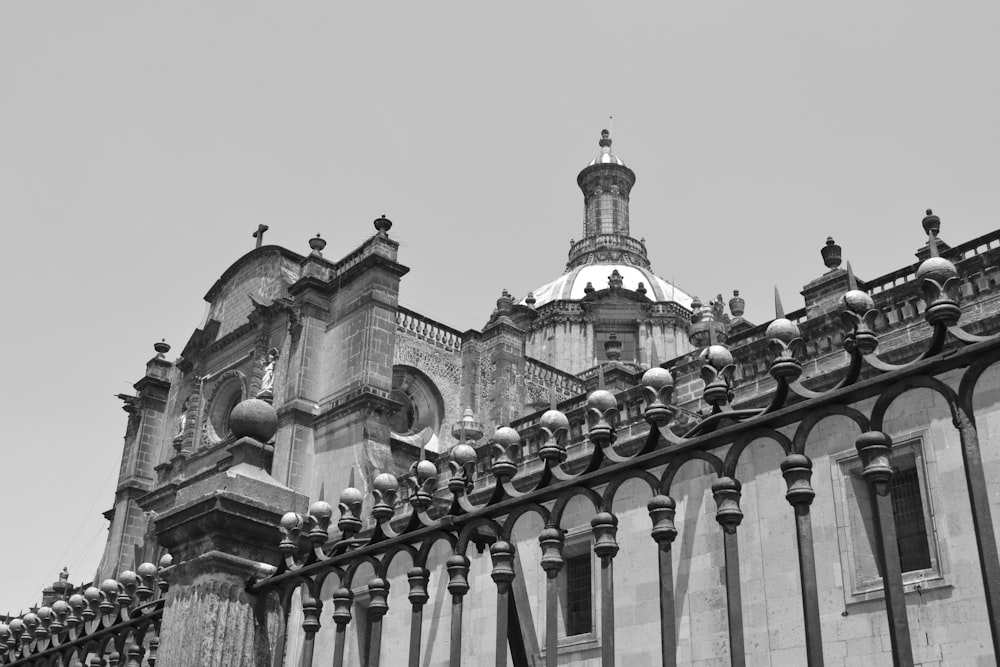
1 1 999 613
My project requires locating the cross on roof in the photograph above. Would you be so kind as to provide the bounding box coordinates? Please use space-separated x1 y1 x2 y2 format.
253 224 269 248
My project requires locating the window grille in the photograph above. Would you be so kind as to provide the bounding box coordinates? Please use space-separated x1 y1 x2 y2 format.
564 554 592 636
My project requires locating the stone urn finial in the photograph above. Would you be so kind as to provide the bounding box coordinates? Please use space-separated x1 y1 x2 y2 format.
821 237 842 270
309 234 327 256
374 214 393 238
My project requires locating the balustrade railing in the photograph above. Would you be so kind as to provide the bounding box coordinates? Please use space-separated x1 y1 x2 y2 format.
395 307 463 352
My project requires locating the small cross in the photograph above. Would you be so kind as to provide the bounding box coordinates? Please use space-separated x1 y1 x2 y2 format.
253 224 269 248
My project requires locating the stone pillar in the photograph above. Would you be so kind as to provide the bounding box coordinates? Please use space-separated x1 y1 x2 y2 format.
153 399 307 667
309 230 409 502
480 291 527 426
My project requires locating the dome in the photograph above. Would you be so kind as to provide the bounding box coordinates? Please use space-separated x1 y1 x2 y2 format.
522 263 693 309
588 152 626 167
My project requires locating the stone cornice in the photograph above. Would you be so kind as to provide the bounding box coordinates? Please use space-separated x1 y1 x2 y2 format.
155 488 303 563
275 397 319 425
314 387 402 428
481 318 525 341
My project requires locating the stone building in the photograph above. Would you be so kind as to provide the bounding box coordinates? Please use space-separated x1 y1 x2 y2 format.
2 132 1000 666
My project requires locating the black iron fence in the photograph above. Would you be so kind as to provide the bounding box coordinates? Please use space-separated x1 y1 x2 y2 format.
252 228 1000 666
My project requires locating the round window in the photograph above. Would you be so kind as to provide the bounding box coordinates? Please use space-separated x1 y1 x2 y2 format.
388 366 444 437
204 373 246 444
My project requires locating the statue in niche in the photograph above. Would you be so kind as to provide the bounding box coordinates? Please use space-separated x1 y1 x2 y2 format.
257 347 279 400
172 409 187 451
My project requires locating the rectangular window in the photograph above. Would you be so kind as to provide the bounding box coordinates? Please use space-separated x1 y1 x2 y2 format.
833 438 943 602
594 330 637 362
890 466 932 573
564 554 592 636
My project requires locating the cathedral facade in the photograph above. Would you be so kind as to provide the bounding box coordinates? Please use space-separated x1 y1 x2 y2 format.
2 133 1000 666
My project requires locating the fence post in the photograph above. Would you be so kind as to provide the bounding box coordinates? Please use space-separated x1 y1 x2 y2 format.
648 495 678 667
780 454 823 666
713 477 745 667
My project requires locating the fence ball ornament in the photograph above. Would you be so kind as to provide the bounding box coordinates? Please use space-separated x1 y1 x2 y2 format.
700 345 736 409
586 389 619 447
279 511 304 560
50 599 69 634
767 316 804 383
448 442 477 494
840 287 879 355
917 212 962 327
306 501 334 552
371 473 399 522
640 367 675 427
407 459 439 512
491 427 521 481
338 487 364 537
537 409 570 464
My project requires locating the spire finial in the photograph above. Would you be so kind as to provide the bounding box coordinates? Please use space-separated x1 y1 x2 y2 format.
846 261 858 291
774 287 785 319
599 128 612 151
922 209 942 257
649 339 661 368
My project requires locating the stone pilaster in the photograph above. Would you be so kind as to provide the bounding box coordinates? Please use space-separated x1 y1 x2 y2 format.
98 342 173 582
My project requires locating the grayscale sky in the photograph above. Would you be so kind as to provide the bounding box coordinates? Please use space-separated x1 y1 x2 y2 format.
2 2 999 613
